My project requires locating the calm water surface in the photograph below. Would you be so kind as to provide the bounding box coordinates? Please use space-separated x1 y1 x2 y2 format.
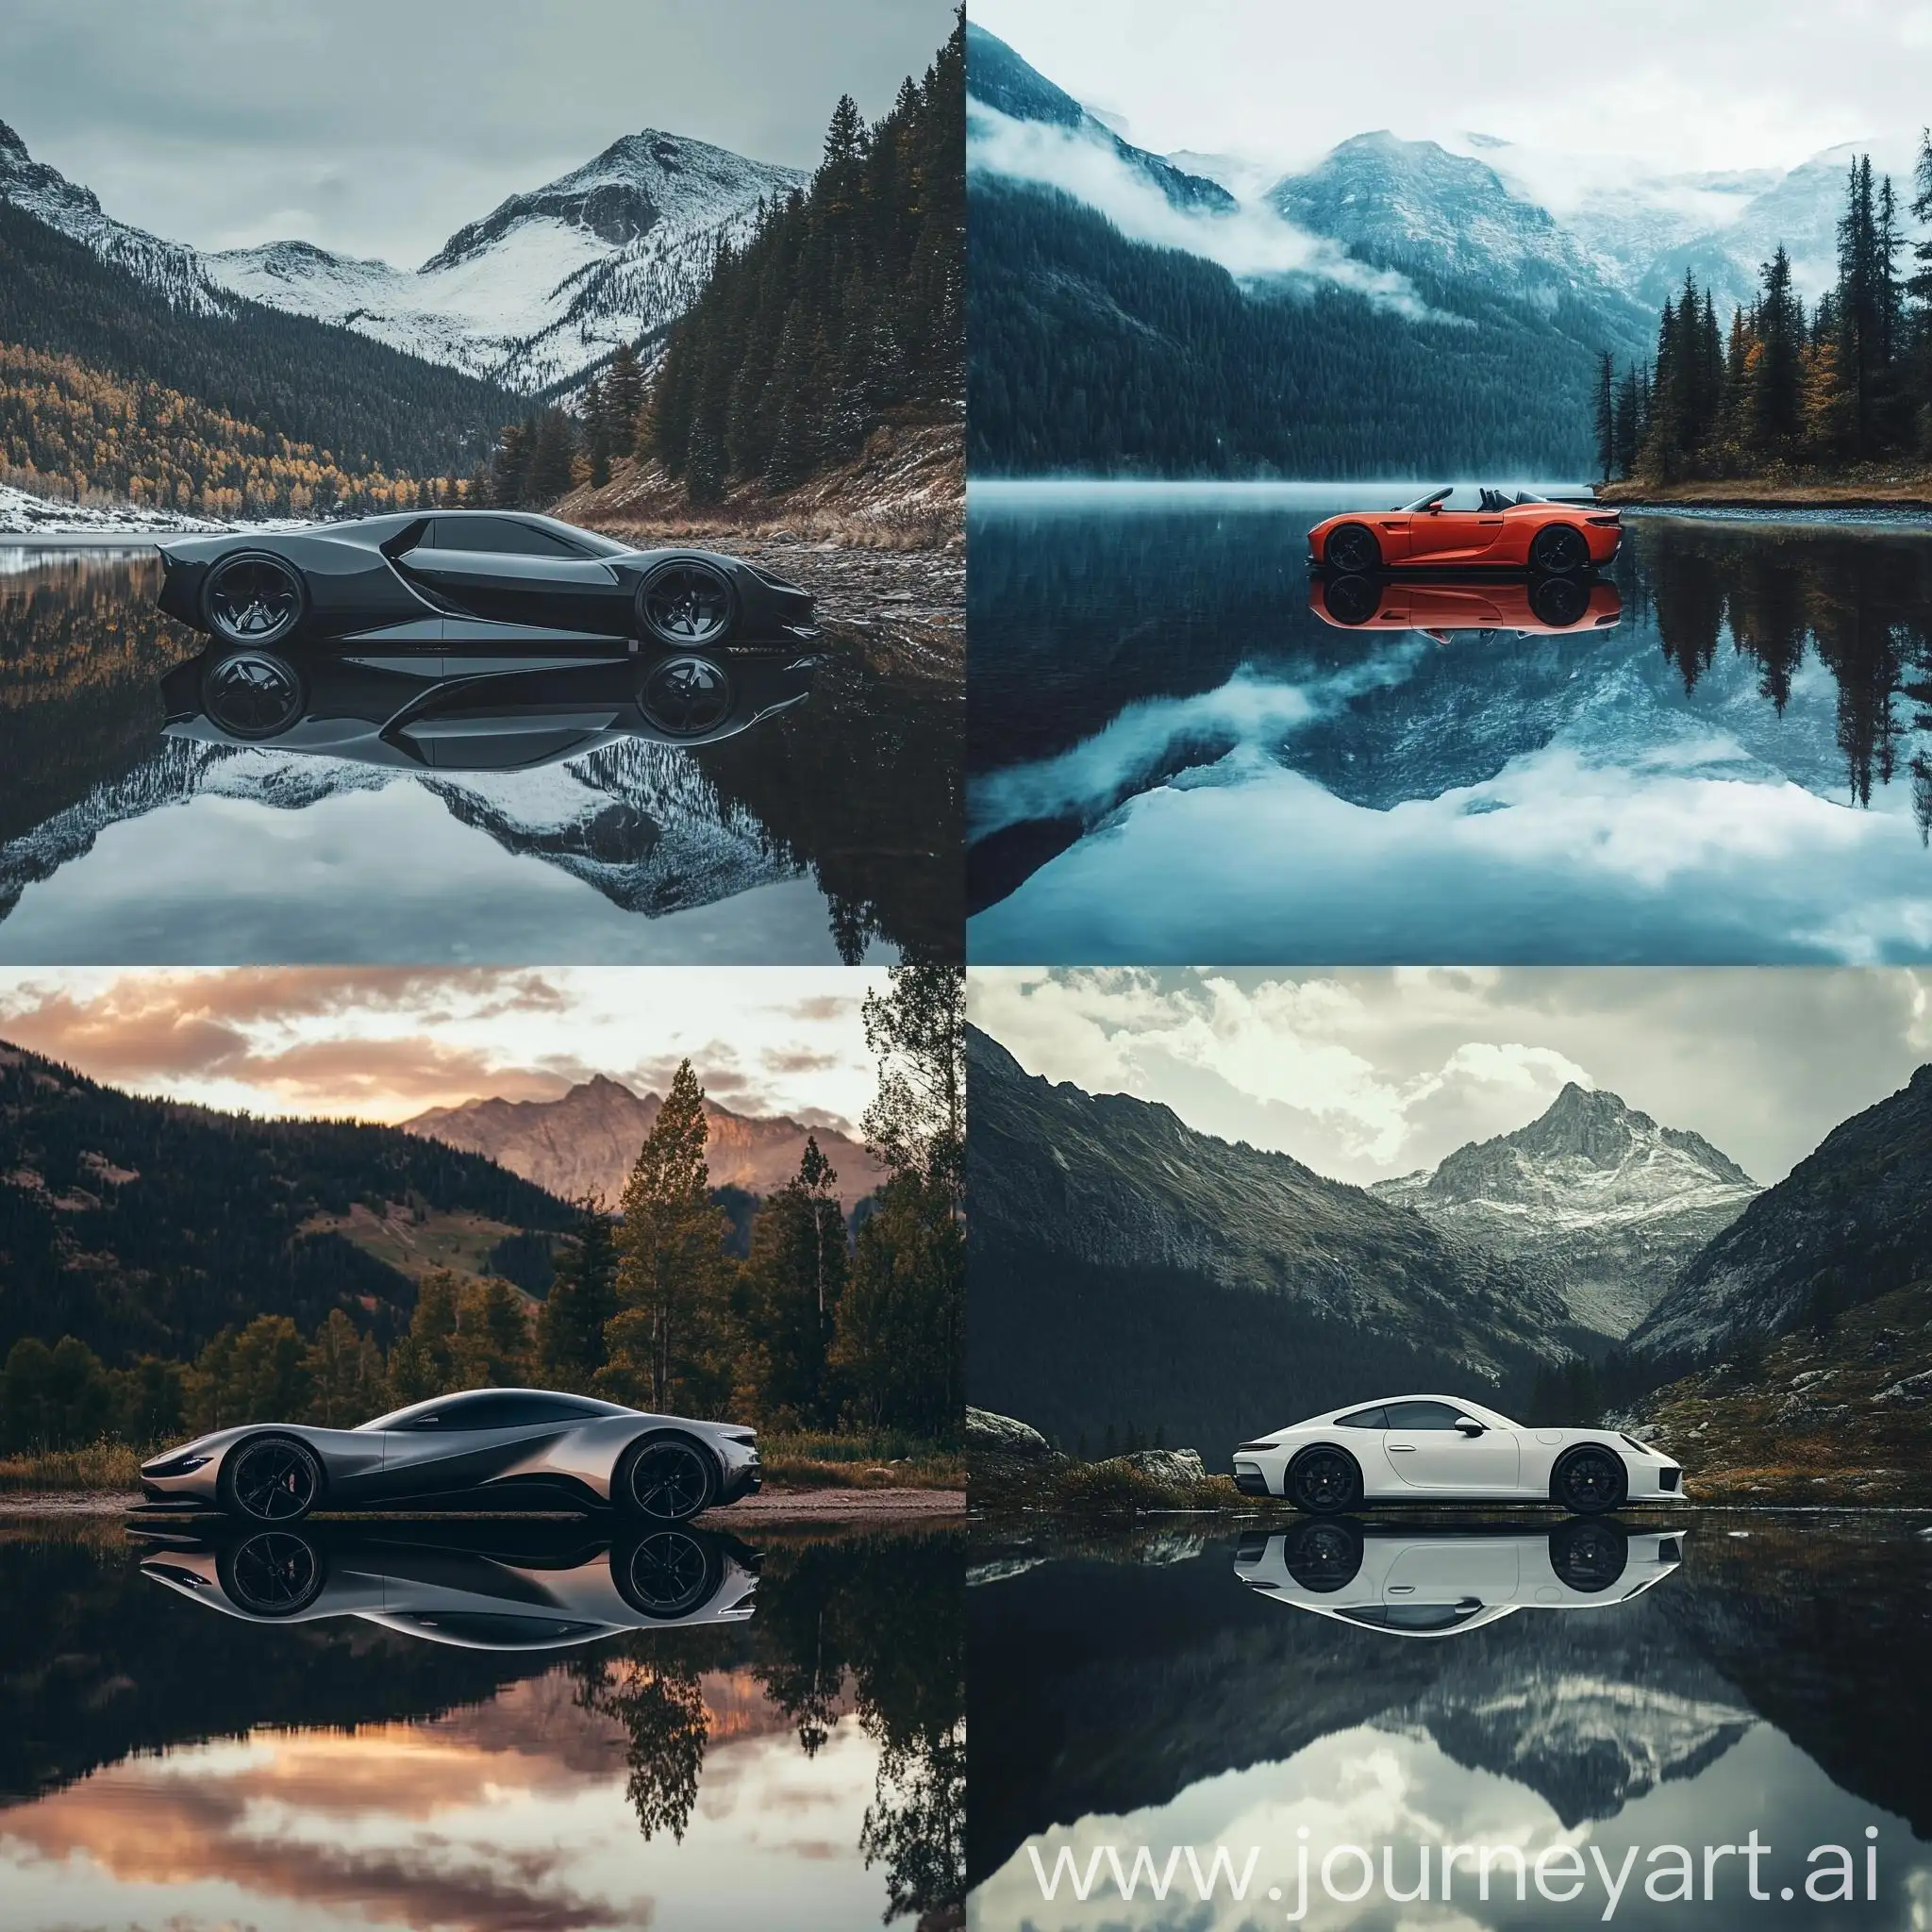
967 1515 1932 1930
0 1517 962 1932
0 550 961 963
968 483 1932 962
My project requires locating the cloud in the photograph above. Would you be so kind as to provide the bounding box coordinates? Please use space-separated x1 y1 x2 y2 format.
967 103 1446 321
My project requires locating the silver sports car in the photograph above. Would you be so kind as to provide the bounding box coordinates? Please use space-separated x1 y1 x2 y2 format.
138 1388 759 1524
134 1519 759 1647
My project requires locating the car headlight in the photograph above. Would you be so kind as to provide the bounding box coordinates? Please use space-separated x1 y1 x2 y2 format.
143 1451 212 1476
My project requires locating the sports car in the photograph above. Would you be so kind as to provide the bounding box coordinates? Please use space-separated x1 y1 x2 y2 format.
1234 1519 1684 1638
131 1519 759 1646
138 1388 760 1524
155 510 818 652
1307 488 1622 575
1310 572 1623 637
1230 1395 1684 1515
161 640 817 769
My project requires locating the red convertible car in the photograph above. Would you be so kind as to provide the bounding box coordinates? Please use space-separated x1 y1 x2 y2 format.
1308 488 1622 575
1310 573 1623 636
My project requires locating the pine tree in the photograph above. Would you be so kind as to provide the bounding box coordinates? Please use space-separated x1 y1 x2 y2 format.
538 1202 619 1388
741 1137 849 1426
526 406 577 504
1755 245 1806 456
1592 350 1615 482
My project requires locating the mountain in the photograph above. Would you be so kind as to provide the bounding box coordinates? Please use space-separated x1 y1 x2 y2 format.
967 1025 1580 1449
0 114 802 395
1629 1064 1932 1373
1374 1083 1758 1340
0 1041 576 1367
406 1074 887 1212
209 132 807 391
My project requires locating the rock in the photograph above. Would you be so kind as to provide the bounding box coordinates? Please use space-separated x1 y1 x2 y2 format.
1871 1370 1932 1407
1790 1369 1832 1390
966 1407 1052 1457
1119 1448 1208 1486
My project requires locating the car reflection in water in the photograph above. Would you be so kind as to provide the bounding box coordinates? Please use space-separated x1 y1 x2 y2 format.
162 640 820 773
1310 571 1623 638
1236 1517 1683 1637
132 1518 759 1649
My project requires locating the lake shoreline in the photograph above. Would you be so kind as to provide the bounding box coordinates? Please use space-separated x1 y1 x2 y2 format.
0 1484 964 1519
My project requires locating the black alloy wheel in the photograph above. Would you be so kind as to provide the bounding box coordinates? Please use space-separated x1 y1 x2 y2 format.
1528 574 1591 628
1529 523 1590 575
205 554 305 645
202 648 306 739
1281 1517 1366 1591
1287 1445 1363 1516
223 1529 326 1615
1322 574 1382 625
1549 1517 1629 1593
639 654 733 737
638 559 736 647
625 1437 718 1524
1325 524 1381 575
1554 1445 1627 1516
620 1529 722 1617
224 1435 323 1524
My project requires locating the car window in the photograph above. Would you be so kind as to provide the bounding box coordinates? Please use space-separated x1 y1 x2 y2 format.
429 514 587 557
378 1391 614 1431
1336 1406 1389 1428
1383 1400 1464 1430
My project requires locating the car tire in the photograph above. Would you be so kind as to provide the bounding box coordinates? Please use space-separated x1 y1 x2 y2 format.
218 1528 327 1616
637 558 739 648
1322 575 1382 626
1285 1444 1364 1516
200 647 307 740
638 653 734 738
615 1433 720 1524
203 552 308 646
612 1527 724 1618
1529 524 1590 575
1281 1517 1365 1591
1324 524 1381 575
1528 575 1591 628
1549 1517 1628 1593
217 1433 325 1524
1552 1445 1627 1516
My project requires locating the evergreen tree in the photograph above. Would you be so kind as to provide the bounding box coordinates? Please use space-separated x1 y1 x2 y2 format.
453 1276 535 1386
1755 244 1806 455
860 964 965 1217
525 406 578 504
1613 364 1641 478
538 1202 620 1388
741 1138 849 1426
304 1307 383 1426
1592 349 1615 482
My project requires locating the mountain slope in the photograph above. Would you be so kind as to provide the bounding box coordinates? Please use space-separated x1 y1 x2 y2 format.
967 1025 1579 1448
1375 1083 1758 1339
0 1041 577 1365
1630 1064 1932 1371
405 1074 886 1211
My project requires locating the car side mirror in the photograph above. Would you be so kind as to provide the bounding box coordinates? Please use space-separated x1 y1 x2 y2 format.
1455 1419 1485 1436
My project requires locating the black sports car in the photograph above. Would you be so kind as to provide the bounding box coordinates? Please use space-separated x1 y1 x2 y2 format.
162 640 818 769
156 510 818 653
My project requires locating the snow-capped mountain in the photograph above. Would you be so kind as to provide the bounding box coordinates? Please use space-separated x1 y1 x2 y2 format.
0 117 802 391
208 132 806 391
1375 1083 1759 1340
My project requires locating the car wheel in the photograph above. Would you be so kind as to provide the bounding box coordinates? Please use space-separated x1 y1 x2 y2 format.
638 654 733 738
618 1435 719 1524
219 1528 327 1616
637 558 738 648
1528 575 1591 628
204 552 307 645
1529 524 1589 575
1324 524 1381 575
1286 1444 1363 1515
1322 575 1381 625
1552 1445 1627 1516
1549 1517 1628 1593
1281 1517 1365 1591
218 1434 324 1524
201 648 307 740
613 1528 724 1618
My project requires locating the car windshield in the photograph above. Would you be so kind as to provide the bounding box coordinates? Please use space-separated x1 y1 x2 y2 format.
1397 487 1552 512
1398 487 1453 511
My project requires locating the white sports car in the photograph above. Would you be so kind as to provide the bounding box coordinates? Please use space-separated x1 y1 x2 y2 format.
1235 1520 1684 1638
1231 1395 1684 1515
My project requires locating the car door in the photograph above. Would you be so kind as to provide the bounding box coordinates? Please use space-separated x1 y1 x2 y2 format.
1382 1536 1521 1610
393 515 633 638
372 1392 575 1499
1407 497 1507 563
1382 1401 1523 1492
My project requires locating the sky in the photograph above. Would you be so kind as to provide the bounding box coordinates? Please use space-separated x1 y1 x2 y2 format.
970 0 1932 181
0 966 885 1132
2 0 957 265
968 966 1932 1187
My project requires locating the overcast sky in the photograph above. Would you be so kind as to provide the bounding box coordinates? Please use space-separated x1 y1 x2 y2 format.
3 0 956 264
969 967 1932 1187
0 967 883 1132
972 0 1932 180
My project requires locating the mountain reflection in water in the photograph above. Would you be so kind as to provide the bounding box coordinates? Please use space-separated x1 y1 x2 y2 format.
0 551 961 963
967 1515 1932 1930
967 489 1932 962
0 1518 962 1932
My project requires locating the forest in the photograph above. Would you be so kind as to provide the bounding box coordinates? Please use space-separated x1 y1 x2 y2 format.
0 965 965 1455
1597 139 1932 482
483 14 965 509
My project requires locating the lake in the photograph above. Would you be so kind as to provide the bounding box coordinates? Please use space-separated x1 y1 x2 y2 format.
967 484 1932 963
0 550 961 963
0 1514 960 1932
967 1513 1932 1930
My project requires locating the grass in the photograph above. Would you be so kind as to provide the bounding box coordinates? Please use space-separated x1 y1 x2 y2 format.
1602 465 1932 508
971 1448 1250 1519
0 1441 144 1492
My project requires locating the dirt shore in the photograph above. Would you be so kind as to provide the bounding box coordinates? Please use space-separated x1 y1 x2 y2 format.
0 1486 963 1520
1601 475 1932 510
